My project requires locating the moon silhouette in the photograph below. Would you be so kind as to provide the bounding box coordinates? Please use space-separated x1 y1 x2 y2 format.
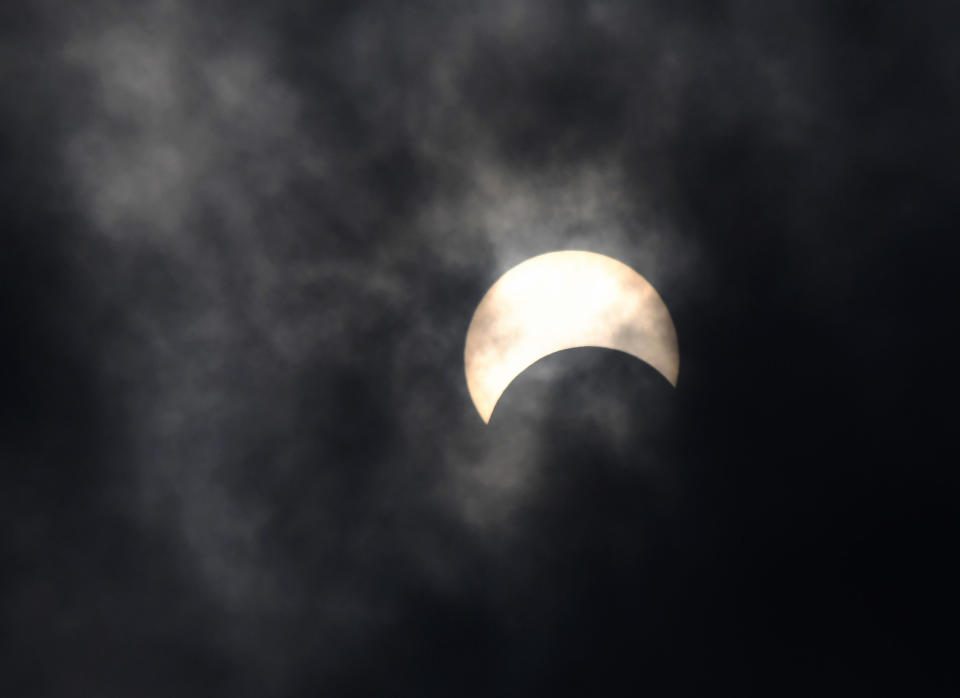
464 250 679 423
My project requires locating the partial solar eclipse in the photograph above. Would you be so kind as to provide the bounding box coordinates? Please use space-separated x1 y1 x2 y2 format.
464 251 679 423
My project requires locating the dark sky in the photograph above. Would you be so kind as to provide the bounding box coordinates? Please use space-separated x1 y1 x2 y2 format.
2 1 956 695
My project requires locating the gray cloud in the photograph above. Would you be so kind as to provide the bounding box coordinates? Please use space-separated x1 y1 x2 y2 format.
6 0 954 693
58 2 717 619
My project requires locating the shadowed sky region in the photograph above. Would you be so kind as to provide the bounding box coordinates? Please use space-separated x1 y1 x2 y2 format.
1 1 957 695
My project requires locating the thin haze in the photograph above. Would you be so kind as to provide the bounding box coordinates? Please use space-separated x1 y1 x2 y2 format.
61 0 714 611
2 0 956 695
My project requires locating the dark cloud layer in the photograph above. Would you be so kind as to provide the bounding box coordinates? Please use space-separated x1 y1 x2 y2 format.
2 1 956 695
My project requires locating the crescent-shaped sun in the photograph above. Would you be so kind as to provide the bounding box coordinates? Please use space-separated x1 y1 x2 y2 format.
464 250 679 423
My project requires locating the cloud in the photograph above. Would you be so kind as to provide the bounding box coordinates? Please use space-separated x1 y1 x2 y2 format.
15 0 953 692
61 1 317 616
57 1 712 615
